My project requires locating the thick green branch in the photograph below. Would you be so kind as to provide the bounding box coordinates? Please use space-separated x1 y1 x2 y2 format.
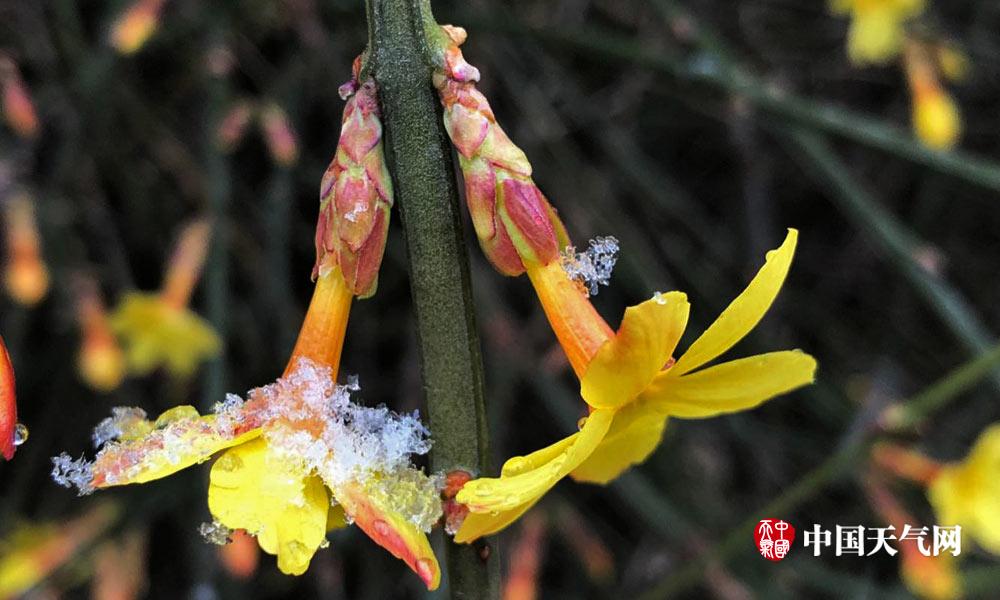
366 0 498 597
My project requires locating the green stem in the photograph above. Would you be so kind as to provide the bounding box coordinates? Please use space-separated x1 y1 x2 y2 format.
365 0 498 597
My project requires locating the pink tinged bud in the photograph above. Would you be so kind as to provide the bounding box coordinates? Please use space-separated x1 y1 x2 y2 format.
459 157 525 276
341 203 389 298
443 101 490 159
334 169 377 251
313 77 393 296
260 103 299 166
497 176 560 265
216 101 253 152
0 57 39 139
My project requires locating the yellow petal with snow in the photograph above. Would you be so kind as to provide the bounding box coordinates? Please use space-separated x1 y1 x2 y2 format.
208 438 329 576
91 407 260 488
646 351 816 419
454 410 613 542
671 230 798 376
928 423 1000 555
581 292 689 410
335 478 442 590
571 398 668 484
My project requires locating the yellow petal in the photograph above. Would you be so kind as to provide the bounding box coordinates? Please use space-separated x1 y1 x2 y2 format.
91 407 260 488
672 230 798 376
848 9 905 64
453 501 539 545
581 292 689 410
928 423 1000 555
454 410 613 542
335 478 442 590
208 439 329 576
571 398 668 484
646 351 816 419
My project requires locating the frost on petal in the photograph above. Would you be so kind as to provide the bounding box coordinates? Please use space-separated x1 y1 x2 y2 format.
51 453 95 495
561 236 619 297
92 407 151 448
256 359 440 532
67 403 266 491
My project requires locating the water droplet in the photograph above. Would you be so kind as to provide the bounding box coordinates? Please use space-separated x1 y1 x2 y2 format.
652 291 667 305
415 558 436 585
504 457 527 475
373 519 391 537
319 538 330 549
502 495 517 507
214 453 244 472
12 423 28 446
577 416 588 430
474 483 494 496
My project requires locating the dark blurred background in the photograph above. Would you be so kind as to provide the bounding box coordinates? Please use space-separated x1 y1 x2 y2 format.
1 0 999 598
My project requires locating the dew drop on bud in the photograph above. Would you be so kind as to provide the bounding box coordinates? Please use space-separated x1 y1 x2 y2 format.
373 519 391 537
13 423 28 446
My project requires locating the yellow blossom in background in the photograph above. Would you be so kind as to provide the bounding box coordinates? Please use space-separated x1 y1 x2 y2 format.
109 0 168 55
0 503 118 600
2 193 49 306
905 40 962 151
110 219 219 378
830 0 925 64
455 231 816 541
928 423 1000 555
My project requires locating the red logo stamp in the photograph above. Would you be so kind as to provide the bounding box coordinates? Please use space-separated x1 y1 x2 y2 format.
755 519 795 561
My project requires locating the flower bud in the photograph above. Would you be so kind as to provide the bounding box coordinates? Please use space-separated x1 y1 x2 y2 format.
433 34 568 275
0 56 39 139
3 193 49 306
314 77 392 298
110 0 167 55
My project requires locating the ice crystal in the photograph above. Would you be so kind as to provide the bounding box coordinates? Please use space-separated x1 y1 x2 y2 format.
92 407 148 448
561 236 619 296
198 521 234 545
51 453 95 495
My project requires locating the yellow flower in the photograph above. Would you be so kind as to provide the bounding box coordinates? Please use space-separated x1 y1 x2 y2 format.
110 292 220 378
928 423 1000 555
455 230 816 541
905 41 962 151
110 219 219 378
830 0 925 64
54 269 442 588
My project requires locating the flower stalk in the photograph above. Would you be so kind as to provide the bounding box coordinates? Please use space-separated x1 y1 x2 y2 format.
364 0 498 596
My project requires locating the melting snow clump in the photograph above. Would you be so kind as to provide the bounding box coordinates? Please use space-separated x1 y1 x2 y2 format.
199 521 234 545
52 357 442 534
561 236 619 296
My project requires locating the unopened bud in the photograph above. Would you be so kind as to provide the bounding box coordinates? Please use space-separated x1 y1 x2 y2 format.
314 77 392 298
3 193 49 306
259 102 299 166
110 0 167 55
434 39 568 275
216 101 254 152
0 56 39 139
